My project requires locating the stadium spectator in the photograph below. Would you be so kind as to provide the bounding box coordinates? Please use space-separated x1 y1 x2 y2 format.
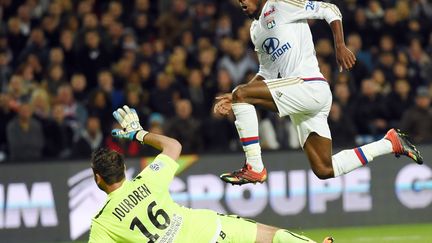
0 93 14 156
149 72 178 118
124 87 151 128
346 33 370 81
56 83 87 139
328 102 357 147
156 0 191 47
97 70 124 109
400 86 432 144
197 47 217 82
352 9 372 48
49 103 74 158
152 38 170 73
70 73 88 103
381 8 405 45
6 103 44 161
181 68 208 118
333 82 355 120
411 0 432 20
7 75 30 110
371 68 391 95
47 47 65 69
166 46 189 85
59 30 76 75
353 79 389 135
18 27 48 66
6 17 27 66
72 115 103 158
42 64 66 96
30 88 50 120
76 30 111 89
16 4 32 37
148 112 165 135
202 104 236 151
87 89 113 135
365 0 385 40
135 61 155 91
133 13 155 43
0 49 12 92
408 38 432 87
386 79 413 128
209 68 234 99
164 99 202 153
218 39 257 85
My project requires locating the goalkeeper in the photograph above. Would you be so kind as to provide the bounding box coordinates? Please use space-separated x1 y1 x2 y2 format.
89 105 333 243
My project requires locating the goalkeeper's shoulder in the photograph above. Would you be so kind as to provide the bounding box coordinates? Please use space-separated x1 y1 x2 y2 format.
139 133 182 162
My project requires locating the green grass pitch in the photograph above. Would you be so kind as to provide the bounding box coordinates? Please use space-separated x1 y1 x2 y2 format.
295 223 432 243
56 223 432 243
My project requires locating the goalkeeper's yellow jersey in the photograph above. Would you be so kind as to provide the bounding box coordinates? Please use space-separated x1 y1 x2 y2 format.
89 154 220 243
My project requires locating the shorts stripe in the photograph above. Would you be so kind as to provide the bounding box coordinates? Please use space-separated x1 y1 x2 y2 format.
302 77 327 82
240 136 259 146
354 148 368 165
266 78 303 88
266 77 326 90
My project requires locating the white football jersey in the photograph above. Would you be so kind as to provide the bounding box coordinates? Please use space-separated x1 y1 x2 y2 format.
252 0 342 80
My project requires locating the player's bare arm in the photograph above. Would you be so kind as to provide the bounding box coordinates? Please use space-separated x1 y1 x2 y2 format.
330 20 356 72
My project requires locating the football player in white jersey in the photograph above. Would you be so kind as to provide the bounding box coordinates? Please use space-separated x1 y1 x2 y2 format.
214 0 423 185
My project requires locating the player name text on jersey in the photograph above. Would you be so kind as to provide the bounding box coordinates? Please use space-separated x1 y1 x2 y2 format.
112 183 152 221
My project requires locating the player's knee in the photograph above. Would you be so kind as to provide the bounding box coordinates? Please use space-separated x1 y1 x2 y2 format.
311 162 334 180
232 84 248 102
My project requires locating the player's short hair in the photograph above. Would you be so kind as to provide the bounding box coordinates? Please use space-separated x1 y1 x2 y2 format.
91 148 125 185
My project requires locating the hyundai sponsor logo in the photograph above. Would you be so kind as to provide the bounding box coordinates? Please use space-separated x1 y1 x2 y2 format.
262 37 291 62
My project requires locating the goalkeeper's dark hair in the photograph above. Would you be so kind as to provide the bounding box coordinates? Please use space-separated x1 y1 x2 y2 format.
91 148 125 185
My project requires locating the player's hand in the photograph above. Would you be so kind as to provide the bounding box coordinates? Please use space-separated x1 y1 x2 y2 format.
112 105 145 141
335 45 356 72
214 93 233 116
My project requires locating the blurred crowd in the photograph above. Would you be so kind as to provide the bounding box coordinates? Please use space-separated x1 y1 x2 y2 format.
0 0 431 162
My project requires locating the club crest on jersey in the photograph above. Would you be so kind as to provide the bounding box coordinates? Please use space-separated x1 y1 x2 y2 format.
305 1 316 10
266 19 276 29
264 6 276 17
262 37 292 62
150 162 164 171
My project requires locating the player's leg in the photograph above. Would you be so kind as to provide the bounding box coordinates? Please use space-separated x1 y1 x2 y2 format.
220 80 277 185
256 223 320 243
303 133 334 179
303 127 423 179
329 128 423 177
216 214 330 243
294 81 423 179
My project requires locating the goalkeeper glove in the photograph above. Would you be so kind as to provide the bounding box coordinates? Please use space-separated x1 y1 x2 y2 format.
111 105 148 142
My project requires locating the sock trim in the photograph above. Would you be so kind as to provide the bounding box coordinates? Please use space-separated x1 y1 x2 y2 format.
354 147 368 165
240 136 259 146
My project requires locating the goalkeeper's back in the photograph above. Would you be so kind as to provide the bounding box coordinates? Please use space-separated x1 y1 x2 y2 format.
89 144 219 243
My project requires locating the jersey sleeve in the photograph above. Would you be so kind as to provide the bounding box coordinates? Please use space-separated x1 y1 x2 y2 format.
88 221 115 243
279 0 342 24
136 154 179 191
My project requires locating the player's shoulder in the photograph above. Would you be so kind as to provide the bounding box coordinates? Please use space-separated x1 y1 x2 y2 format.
261 0 295 21
92 199 112 221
